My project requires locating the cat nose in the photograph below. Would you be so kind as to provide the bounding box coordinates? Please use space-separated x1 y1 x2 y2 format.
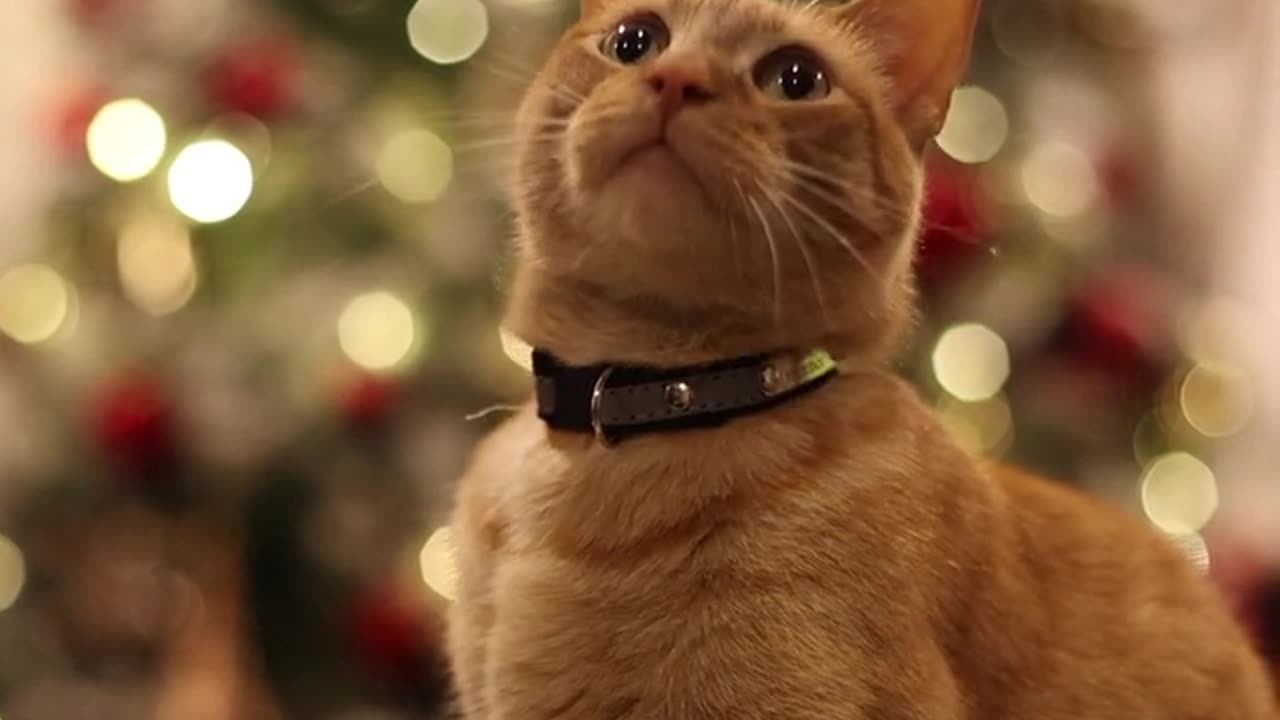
646 59 715 117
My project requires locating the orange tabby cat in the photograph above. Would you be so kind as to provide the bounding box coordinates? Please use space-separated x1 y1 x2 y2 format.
447 0 1278 717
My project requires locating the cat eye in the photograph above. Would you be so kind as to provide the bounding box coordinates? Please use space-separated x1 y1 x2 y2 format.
601 16 670 65
754 48 831 102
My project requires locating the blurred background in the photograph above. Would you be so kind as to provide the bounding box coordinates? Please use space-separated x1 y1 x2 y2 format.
0 0 1276 717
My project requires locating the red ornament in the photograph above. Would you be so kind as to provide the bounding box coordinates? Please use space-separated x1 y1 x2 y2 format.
93 373 178 475
1062 268 1164 385
46 85 107 156
339 373 397 430
345 584 434 681
1097 147 1144 211
204 38 300 120
914 160 994 290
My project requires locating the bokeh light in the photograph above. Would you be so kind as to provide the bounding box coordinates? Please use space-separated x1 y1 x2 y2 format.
407 0 490 65
167 139 255 223
0 264 74 345
937 86 1009 164
1179 364 1252 438
1141 452 1219 534
118 216 199 316
86 98 168 182
0 534 25 613
377 129 454 204
1021 140 1099 218
933 323 1011 402
418 526 457 601
338 291 422 372
937 394 1015 456
1131 411 1167 467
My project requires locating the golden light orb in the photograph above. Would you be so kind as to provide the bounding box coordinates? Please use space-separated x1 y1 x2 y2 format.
338 291 422 373
86 98 168 182
419 526 458 601
168 139 255 223
932 323 1011 402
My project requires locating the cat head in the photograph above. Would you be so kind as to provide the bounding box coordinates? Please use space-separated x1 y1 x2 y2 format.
509 0 978 364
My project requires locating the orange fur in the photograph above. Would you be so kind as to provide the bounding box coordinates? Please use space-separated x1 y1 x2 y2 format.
448 0 1278 717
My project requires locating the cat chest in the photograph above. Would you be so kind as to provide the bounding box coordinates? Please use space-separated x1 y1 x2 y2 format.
483 553 868 719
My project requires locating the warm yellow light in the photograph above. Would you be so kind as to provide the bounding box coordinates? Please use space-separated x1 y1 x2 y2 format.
937 86 1009 165
419 526 458 601
0 534 25 613
118 216 198 316
1141 452 1219 534
168 139 255 223
338 291 422 372
86 98 168 182
499 327 532 373
932 323 1011 402
408 0 490 65
937 395 1014 456
1179 364 1252 438
377 129 454 204
0 264 73 345
1021 140 1099 218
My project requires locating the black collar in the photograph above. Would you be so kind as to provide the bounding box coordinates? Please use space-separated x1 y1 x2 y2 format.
532 348 838 446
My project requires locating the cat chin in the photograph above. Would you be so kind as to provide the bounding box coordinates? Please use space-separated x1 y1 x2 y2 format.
578 150 719 238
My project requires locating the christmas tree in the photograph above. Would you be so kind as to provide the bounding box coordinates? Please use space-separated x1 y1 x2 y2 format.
0 0 1273 716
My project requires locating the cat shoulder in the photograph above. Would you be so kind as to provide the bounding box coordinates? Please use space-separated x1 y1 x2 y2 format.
452 404 544 543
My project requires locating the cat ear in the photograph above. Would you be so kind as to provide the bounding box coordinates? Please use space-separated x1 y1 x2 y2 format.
841 0 980 148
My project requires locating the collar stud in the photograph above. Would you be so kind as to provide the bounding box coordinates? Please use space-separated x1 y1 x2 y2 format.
665 381 695 411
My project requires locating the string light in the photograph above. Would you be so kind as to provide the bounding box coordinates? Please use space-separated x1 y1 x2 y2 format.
118 216 199 316
0 534 25 613
1179 364 1252 438
418 527 457 601
1021 140 1099 218
338 291 422 372
168 139 255 223
932 323 1011 402
407 0 490 65
1130 412 1166 467
377 129 454 204
937 86 1009 164
86 98 168 182
0 264 74 345
937 395 1015 456
1141 452 1219 535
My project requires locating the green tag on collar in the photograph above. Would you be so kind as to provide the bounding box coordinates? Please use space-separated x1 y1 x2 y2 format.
799 348 837 383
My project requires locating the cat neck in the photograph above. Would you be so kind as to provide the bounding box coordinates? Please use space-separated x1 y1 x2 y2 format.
505 265 868 369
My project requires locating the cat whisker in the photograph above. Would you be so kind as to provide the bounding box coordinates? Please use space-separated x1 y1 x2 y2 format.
471 60 585 107
449 132 565 155
776 158 911 219
756 181 833 330
320 177 382 209
773 189 883 287
742 187 784 328
786 175 885 245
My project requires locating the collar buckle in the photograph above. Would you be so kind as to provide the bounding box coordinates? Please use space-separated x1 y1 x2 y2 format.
589 366 618 447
